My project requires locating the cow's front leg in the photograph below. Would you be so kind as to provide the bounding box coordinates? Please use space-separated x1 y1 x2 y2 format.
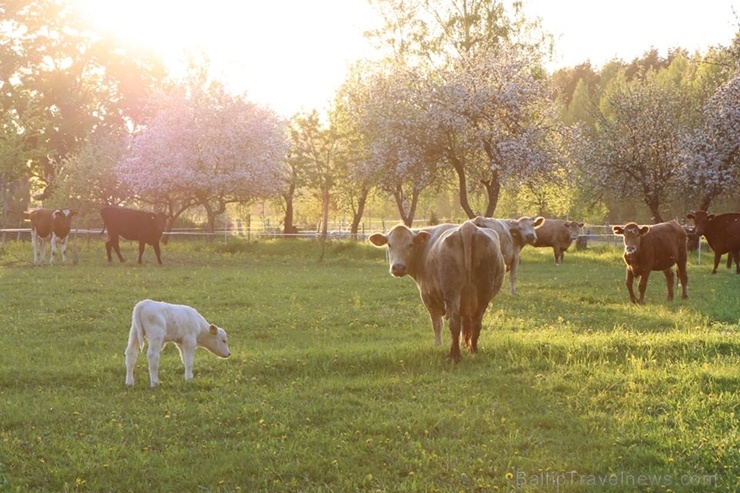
138 241 146 264
146 340 163 387
625 270 638 304
637 271 651 305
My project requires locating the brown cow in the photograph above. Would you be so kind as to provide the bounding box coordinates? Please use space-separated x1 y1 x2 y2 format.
612 220 688 304
369 220 505 362
472 215 544 295
532 218 584 264
24 208 77 265
686 210 740 274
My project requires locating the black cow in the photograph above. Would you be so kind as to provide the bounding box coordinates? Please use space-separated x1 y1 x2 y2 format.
100 206 167 264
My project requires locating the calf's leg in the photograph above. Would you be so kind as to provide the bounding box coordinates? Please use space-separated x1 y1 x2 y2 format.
146 339 163 387
124 341 139 386
177 343 196 381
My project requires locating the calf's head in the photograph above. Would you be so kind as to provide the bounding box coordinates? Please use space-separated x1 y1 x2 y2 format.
369 224 430 277
612 223 649 257
200 324 231 358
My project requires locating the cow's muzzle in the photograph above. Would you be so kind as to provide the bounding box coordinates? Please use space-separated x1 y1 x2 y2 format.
390 263 408 277
624 246 637 255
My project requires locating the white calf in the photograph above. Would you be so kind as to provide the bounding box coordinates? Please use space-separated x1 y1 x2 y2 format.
125 300 231 387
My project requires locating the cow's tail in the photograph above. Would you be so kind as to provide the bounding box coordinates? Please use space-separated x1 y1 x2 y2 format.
128 303 146 351
460 220 477 286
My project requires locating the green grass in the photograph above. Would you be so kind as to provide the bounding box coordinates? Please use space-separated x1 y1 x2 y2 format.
0 238 738 492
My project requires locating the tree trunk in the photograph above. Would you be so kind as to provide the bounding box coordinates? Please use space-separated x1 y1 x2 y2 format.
449 154 476 219
349 187 369 240
282 183 296 236
320 186 330 239
482 170 501 217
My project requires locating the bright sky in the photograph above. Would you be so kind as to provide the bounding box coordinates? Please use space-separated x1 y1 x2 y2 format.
75 0 739 118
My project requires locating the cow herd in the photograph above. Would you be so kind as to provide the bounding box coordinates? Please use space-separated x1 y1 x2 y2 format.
18 205 740 374
370 213 740 362
24 205 167 266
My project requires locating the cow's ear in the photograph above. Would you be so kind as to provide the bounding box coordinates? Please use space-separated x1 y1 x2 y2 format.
578 222 584 228
368 233 387 247
612 226 624 235
686 213 695 220
533 216 545 227
414 231 431 246
708 214 715 221
209 324 218 335
639 226 650 235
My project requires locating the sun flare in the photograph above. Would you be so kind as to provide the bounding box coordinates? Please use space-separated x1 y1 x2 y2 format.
73 0 379 116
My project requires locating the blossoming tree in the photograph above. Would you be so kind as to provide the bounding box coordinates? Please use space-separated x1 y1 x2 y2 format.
118 81 288 233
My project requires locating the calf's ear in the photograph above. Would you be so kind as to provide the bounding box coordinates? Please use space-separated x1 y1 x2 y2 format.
209 324 218 335
639 226 650 235
686 213 695 220
612 226 625 235
368 233 387 247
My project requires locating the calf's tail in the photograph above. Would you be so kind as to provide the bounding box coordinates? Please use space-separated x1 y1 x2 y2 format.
129 303 146 351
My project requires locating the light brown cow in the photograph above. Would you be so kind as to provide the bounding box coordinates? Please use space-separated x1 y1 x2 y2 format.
369 220 505 362
612 220 688 304
24 208 77 265
472 215 545 295
532 218 584 264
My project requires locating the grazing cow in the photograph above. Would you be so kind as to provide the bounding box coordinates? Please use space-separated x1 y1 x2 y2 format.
532 218 584 264
612 220 688 304
125 300 231 387
24 208 77 264
686 210 740 274
100 206 167 264
472 215 545 295
369 220 505 362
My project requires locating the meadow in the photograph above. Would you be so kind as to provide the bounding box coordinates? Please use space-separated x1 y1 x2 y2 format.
0 236 738 492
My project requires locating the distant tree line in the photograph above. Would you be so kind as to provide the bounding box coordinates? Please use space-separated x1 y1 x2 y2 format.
2 0 739 239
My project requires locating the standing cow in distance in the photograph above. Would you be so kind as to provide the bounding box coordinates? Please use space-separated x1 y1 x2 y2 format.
686 210 740 274
24 208 77 265
532 218 584 264
472 215 544 295
125 300 231 387
100 206 167 264
369 220 505 362
612 220 688 304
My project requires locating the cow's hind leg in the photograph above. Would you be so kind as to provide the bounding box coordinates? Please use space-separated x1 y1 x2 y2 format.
663 268 675 301
676 262 688 299
447 313 462 362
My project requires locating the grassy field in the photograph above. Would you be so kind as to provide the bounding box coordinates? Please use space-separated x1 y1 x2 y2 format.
0 236 738 492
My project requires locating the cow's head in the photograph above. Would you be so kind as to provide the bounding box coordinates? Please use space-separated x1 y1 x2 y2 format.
369 224 430 277
151 212 168 238
564 221 584 240
613 222 650 257
51 209 77 235
514 216 546 245
686 211 713 237
201 324 231 358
